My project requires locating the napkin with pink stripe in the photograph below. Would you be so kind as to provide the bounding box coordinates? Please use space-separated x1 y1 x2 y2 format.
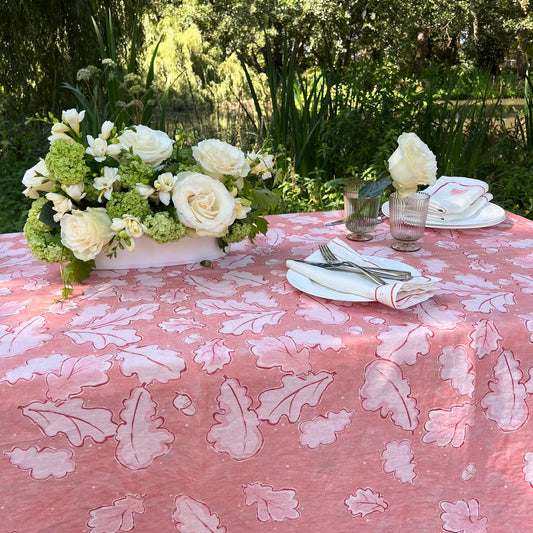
424 176 492 221
286 238 440 309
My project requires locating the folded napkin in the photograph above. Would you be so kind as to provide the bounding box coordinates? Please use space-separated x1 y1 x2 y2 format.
426 193 493 223
286 238 440 309
424 176 490 217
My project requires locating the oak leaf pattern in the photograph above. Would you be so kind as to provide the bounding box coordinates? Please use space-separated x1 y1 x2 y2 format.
480 350 528 431
376 323 434 365
207 377 263 460
115 386 174 469
360 360 419 431
243 482 300 522
422 403 475 447
5 446 75 480
438 346 475 397
248 335 311 374
21 398 116 446
440 499 488 533
468 319 501 358
193 338 233 374
172 494 227 533
256 371 334 423
0 316 53 358
87 494 145 533
381 440 416 483
299 410 353 448
345 488 388 517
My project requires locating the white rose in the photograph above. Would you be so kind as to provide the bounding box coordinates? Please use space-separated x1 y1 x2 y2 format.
118 125 173 169
60 207 114 261
192 139 250 181
172 171 236 237
388 132 437 197
22 159 54 199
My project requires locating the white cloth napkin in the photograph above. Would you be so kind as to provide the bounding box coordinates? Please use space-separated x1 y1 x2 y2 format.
286 238 440 309
424 176 490 217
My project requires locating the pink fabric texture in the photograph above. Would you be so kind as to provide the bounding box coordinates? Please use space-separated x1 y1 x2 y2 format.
1 210 533 532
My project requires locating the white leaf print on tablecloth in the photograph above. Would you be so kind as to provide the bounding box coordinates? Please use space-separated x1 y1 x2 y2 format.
196 292 285 335
46 354 112 401
376 323 434 365
158 316 204 334
223 270 267 288
360 360 419 431
438 346 475 397
284 329 345 351
207 377 263 461
115 387 174 469
469 319 501 358
21 398 116 446
523 452 533 487
0 316 53 358
2 353 68 384
193 339 233 373
243 482 300 522
299 410 353 448
512 273 533 294
345 488 388 517
256 371 334 424
87 494 145 533
440 499 488 533
480 350 528 431
422 403 475 447
438 274 515 312
519 312 533 343
415 299 465 330
185 273 236 297
115 345 185 384
249 335 311 374
381 440 416 483
295 295 350 325
65 303 159 349
5 446 75 480
0 300 27 317
172 495 227 533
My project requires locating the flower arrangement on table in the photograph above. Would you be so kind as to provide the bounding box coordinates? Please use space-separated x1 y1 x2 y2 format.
359 132 437 199
22 109 278 298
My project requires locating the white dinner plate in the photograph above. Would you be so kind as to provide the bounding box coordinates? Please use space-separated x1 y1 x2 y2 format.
381 201 506 229
286 251 421 302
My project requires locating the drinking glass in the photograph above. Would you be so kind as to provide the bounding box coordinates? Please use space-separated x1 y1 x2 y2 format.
389 192 430 252
343 180 381 241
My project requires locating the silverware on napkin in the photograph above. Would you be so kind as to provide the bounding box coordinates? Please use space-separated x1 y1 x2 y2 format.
289 259 411 281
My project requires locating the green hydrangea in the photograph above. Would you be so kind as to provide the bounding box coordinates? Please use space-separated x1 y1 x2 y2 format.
106 189 151 221
45 139 88 187
223 220 252 243
23 198 73 263
118 158 153 190
143 212 187 243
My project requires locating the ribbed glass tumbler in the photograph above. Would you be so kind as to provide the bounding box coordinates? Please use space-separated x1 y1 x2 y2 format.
343 180 381 242
389 192 430 252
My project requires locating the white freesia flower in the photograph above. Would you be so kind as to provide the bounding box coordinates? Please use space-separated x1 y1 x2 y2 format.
62 183 86 202
62 109 85 135
60 208 114 261
192 139 250 182
111 215 146 251
85 136 108 162
154 172 177 205
234 198 251 219
48 122 74 144
247 152 275 180
118 125 173 169
388 132 437 197
136 182 156 199
100 121 114 140
173 171 236 237
22 159 54 199
45 192 73 222
93 167 120 201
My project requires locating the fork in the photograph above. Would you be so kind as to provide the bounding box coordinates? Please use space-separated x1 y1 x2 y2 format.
319 244 387 285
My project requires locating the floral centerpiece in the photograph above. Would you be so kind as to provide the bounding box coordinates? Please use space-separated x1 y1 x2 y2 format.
22 109 278 298
359 132 437 199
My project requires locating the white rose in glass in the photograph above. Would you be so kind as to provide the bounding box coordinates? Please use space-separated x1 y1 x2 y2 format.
192 139 250 181
118 125 174 169
22 159 54 199
388 132 437 197
60 207 115 261
172 171 236 237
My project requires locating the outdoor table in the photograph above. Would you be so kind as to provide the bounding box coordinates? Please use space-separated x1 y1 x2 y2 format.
1 210 533 533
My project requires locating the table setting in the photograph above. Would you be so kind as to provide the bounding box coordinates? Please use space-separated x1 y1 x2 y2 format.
2 119 533 532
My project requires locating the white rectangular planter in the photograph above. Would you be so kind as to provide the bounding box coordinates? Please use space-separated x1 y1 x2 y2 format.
94 235 227 270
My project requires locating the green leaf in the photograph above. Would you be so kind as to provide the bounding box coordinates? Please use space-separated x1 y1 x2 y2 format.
251 189 279 210
358 177 392 201
62 258 95 285
38 201 60 229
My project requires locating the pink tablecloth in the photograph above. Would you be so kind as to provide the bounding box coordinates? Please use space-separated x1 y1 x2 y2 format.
2 211 533 533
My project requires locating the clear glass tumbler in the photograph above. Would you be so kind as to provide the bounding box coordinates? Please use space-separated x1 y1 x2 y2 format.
389 191 430 252
343 180 381 241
